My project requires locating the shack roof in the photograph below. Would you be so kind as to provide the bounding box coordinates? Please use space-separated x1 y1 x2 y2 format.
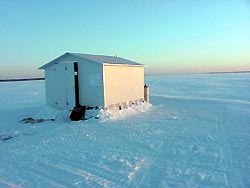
39 52 143 69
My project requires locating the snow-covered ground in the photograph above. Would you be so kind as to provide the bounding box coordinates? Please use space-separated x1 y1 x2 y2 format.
0 73 250 188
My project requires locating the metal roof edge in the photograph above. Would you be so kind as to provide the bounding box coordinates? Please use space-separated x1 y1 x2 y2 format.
38 52 71 69
103 63 144 67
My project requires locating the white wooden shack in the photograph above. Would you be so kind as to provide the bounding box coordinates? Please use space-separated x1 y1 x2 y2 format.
39 52 148 110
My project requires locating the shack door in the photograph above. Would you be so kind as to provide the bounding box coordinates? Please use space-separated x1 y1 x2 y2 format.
64 63 76 110
52 62 76 110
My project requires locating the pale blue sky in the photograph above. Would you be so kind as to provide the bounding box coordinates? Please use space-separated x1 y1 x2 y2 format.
0 0 249 78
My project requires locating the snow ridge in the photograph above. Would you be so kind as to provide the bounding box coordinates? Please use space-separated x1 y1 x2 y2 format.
98 102 152 121
153 94 250 105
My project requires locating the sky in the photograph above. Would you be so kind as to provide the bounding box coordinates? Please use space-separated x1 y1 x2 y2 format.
0 0 249 78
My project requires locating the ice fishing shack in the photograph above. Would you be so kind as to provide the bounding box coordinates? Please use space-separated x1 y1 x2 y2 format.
39 52 149 111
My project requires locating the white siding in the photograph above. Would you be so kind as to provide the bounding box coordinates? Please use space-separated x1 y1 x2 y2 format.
77 59 104 107
44 56 105 109
103 64 144 108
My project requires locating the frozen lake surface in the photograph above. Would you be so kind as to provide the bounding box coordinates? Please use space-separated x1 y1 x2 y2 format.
0 73 250 188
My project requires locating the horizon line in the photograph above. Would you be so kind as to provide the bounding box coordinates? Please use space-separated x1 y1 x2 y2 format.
1 70 250 82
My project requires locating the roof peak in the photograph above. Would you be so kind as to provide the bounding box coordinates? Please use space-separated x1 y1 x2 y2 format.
69 52 119 58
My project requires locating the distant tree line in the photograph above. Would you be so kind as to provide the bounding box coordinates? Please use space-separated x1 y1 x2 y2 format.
0 78 45 82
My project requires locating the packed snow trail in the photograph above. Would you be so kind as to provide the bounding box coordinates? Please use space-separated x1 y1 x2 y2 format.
0 73 250 188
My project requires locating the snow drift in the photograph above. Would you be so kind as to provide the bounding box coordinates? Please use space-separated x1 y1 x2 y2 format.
98 102 152 121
